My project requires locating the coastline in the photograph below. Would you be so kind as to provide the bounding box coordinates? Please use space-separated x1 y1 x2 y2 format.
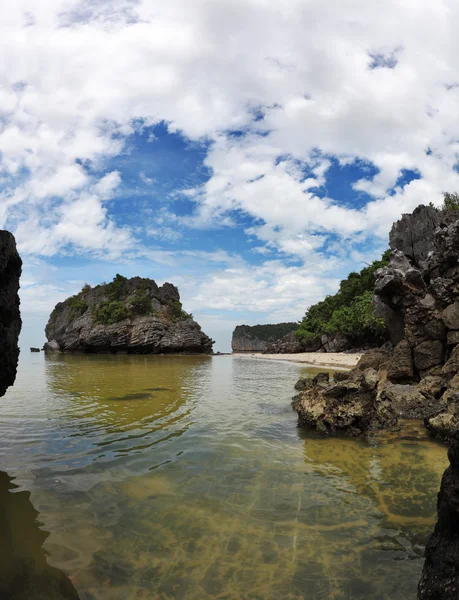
232 351 362 369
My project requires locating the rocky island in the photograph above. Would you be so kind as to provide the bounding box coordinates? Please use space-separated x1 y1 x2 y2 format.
44 274 213 354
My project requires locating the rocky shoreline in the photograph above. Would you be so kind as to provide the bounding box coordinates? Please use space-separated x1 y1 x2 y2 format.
289 204 459 599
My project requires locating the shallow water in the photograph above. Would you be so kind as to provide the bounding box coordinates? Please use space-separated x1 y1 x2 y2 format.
0 354 448 599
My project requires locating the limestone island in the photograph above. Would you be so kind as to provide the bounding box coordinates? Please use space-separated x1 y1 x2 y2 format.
44 275 214 354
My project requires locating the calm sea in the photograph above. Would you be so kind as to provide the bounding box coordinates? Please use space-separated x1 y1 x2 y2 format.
0 353 448 599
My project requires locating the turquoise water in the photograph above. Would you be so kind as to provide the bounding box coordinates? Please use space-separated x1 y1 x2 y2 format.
0 353 448 599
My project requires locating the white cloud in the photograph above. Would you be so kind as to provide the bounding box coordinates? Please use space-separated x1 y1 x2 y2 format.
4 0 459 346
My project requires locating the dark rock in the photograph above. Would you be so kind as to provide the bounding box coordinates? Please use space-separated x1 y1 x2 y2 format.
294 377 313 391
312 372 330 385
0 232 22 397
333 371 350 382
418 439 459 600
387 340 414 382
414 340 445 371
44 276 213 355
374 296 405 344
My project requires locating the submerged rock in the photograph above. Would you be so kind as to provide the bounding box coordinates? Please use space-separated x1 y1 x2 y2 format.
44 275 213 354
0 231 22 397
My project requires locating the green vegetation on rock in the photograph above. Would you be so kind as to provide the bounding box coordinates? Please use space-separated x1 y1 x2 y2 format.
296 251 390 344
170 301 191 321
92 300 131 325
442 191 459 212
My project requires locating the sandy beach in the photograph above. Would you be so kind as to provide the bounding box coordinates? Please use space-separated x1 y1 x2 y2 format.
233 352 362 369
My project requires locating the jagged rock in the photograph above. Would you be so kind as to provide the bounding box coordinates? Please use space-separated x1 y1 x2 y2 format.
294 368 398 436
44 276 213 354
0 232 22 397
418 440 459 600
413 340 445 371
389 204 441 267
387 340 414 382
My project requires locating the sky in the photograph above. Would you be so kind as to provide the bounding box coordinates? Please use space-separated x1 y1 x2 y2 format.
3 1 459 352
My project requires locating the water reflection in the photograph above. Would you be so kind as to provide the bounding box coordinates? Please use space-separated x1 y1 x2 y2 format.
0 470 79 600
0 355 449 599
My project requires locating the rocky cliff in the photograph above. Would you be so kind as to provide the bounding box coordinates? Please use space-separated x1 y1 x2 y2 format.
0 231 22 396
231 323 298 352
44 274 213 354
292 205 459 437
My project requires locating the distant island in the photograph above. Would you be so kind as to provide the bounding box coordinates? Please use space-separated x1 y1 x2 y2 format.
231 323 298 352
44 274 214 354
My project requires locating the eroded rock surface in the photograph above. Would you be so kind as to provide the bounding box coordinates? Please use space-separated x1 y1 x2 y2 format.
44 276 213 354
0 231 22 396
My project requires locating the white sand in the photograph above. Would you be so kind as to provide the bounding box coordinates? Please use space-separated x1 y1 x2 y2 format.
233 352 362 369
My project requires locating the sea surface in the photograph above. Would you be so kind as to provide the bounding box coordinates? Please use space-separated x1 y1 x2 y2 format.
0 353 449 600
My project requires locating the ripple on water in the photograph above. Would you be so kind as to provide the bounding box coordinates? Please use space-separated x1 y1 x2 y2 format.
0 354 449 599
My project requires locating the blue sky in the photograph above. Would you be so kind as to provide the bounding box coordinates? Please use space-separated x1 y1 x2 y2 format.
4 0 459 352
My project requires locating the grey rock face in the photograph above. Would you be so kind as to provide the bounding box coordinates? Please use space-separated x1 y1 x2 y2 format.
0 231 22 397
44 277 213 354
389 204 442 267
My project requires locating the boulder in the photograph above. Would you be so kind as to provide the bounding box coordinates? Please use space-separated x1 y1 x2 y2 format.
442 302 459 330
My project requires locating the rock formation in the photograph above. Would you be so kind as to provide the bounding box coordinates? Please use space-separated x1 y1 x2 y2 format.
0 231 22 396
418 438 459 600
292 205 459 439
231 323 298 352
44 275 213 354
